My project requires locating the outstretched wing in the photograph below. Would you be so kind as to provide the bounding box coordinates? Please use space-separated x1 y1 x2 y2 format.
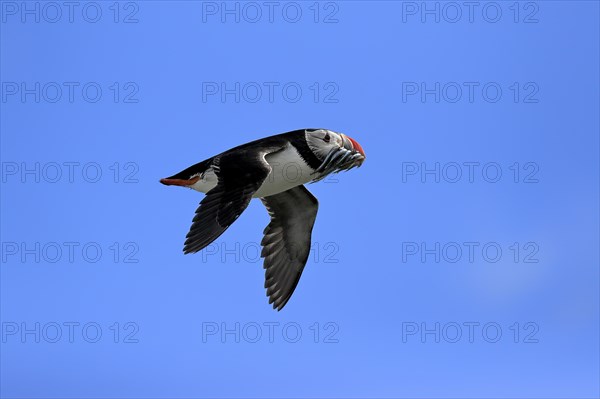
184 148 281 254
260 185 319 310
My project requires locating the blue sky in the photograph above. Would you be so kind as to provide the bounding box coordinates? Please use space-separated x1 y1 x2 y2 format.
1 1 599 398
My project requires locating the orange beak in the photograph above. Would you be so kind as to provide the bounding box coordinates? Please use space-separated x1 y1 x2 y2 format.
343 134 366 158
160 176 200 187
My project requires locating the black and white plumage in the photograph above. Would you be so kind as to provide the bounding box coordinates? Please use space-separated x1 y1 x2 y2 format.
160 128 365 310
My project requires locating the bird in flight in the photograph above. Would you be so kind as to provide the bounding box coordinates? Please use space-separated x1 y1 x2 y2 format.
160 128 366 310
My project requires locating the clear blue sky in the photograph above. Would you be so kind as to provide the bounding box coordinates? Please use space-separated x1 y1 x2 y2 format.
1 1 599 398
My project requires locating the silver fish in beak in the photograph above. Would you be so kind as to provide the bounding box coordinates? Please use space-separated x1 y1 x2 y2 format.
312 133 366 181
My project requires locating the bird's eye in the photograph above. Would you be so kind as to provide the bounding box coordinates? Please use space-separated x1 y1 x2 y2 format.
323 133 331 143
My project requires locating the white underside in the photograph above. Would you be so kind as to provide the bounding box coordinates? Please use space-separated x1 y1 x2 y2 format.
189 144 316 198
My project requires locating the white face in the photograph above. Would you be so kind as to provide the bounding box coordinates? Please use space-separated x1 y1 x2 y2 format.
304 129 345 160
304 128 365 181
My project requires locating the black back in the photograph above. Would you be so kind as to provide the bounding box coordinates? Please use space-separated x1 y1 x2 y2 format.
164 129 324 179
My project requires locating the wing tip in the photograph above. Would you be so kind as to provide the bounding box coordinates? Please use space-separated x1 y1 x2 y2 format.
266 288 292 311
272 297 290 311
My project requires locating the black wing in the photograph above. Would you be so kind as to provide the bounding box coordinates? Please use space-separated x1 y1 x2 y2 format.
183 148 281 254
260 185 319 310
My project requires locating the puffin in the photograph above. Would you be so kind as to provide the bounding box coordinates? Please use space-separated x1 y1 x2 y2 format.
160 128 366 310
